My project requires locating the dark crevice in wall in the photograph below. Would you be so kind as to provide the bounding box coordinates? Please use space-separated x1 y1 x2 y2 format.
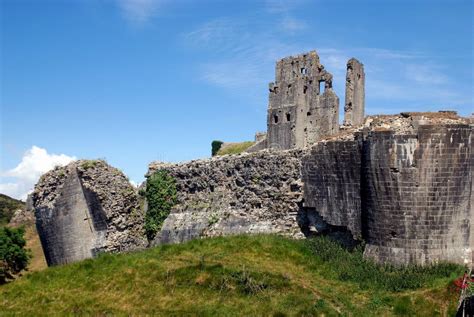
297 206 360 249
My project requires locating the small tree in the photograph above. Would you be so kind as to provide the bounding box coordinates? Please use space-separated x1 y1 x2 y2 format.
0 226 30 284
211 140 224 156
144 170 177 241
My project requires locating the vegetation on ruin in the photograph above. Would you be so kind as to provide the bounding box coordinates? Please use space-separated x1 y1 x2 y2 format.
211 140 224 156
0 194 24 227
0 227 30 284
0 235 464 316
144 170 177 240
216 141 255 156
79 159 100 170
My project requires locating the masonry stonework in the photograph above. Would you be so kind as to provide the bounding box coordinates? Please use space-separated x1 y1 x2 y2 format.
266 51 339 150
344 58 365 127
31 50 473 268
33 160 146 266
147 150 308 245
362 125 472 265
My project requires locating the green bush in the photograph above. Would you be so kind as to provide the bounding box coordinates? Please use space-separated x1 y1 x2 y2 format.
211 140 224 156
0 226 30 284
144 170 177 240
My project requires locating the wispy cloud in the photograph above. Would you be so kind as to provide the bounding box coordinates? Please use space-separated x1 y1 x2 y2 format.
280 17 307 32
265 0 306 13
405 63 449 85
117 0 161 25
183 16 470 115
0 146 76 200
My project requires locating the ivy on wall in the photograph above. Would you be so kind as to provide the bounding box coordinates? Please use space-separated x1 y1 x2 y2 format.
144 170 177 241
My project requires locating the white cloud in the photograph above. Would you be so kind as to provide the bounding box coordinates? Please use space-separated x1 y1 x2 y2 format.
129 179 139 187
117 0 161 25
0 146 76 200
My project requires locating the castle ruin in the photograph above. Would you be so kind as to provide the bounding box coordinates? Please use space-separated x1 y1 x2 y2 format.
33 50 473 267
249 51 365 151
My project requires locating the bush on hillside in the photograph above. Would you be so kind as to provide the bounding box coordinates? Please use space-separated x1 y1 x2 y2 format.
0 226 30 284
211 140 224 156
144 170 177 241
0 194 25 227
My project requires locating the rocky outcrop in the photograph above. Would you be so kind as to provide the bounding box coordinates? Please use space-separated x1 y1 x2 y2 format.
8 208 35 227
147 149 309 245
33 160 146 266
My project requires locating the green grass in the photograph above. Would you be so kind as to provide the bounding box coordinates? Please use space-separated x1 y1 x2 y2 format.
0 194 25 227
216 141 255 156
0 235 464 316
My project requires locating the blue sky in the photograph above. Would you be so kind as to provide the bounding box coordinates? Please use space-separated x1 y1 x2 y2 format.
1 0 473 199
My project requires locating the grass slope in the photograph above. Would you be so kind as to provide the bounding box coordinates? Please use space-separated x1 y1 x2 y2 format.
0 235 463 316
217 141 255 156
0 194 24 227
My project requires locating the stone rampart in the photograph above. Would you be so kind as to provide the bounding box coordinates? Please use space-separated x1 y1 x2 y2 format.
363 125 472 265
147 150 308 245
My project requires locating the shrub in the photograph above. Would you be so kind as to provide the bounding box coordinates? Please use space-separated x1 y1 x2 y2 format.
144 170 177 240
211 140 224 156
0 226 30 284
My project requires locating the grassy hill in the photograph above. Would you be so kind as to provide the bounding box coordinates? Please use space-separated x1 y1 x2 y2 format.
217 141 255 156
0 194 25 227
0 193 48 273
0 235 463 316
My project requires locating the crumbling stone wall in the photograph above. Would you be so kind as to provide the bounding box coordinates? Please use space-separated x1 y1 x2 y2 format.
147 150 308 245
344 58 365 127
33 160 146 266
266 51 339 150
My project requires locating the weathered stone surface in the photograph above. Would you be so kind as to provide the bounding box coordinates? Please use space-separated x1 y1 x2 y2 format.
344 58 365 127
302 113 473 265
33 160 146 266
148 150 309 245
362 124 473 265
266 51 339 150
302 139 363 239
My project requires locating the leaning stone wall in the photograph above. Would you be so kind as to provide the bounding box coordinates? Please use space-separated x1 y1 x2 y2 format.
33 160 146 266
148 150 308 245
363 125 472 265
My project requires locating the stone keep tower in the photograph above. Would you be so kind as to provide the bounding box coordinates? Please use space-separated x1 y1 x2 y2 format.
344 58 365 126
266 51 339 150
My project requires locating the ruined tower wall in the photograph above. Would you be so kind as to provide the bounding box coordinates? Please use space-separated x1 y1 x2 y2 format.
302 140 362 238
35 168 100 266
33 160 146 266
344 58 365 127
363 125 472 265
267 51 339 150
